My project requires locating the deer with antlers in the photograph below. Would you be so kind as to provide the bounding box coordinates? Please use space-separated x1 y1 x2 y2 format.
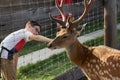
48 0 120 80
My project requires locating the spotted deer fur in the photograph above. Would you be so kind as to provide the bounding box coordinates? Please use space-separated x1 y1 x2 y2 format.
48 0 120 80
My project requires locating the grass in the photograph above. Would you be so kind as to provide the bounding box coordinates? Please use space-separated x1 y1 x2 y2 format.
17 51 74 80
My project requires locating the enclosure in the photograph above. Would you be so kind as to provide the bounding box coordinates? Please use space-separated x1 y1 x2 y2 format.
0 0 120 80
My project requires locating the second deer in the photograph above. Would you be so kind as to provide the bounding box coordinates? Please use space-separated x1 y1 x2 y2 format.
48 0 120 80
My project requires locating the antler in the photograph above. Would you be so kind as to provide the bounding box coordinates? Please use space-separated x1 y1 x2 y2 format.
49 13 66 26
49 0 66 27
55 0 66 22
73 0 93 25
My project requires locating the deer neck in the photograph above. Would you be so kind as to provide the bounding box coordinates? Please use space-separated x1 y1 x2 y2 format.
66 39 91 66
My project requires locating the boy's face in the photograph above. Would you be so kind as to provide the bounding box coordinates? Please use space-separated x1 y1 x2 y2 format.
30 26 40 35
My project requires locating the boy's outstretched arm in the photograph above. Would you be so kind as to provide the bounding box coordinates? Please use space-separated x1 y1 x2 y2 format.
29 35 53 43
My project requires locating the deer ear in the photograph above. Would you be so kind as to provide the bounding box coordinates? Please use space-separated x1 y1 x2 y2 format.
66 13 74 29
77 23 87 35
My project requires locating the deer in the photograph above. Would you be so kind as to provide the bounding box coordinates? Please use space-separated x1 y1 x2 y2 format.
48 0 120 80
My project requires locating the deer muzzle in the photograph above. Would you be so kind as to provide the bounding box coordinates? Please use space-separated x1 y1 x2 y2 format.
47 43 52 48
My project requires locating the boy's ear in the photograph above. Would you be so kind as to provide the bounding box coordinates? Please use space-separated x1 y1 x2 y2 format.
25 23 30 28
77 23 87 35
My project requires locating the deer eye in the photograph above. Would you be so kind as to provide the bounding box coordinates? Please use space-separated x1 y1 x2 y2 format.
62 36 68 39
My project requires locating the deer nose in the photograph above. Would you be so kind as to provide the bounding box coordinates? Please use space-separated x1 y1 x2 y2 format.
47 44 52 48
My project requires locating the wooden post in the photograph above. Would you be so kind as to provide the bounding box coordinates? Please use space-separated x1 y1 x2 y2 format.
104 0 117 48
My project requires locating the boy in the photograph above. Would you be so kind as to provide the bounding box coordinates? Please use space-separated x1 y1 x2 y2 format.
0 20 52 80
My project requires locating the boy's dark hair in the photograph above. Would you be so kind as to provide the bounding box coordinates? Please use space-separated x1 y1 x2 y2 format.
26 20 41 28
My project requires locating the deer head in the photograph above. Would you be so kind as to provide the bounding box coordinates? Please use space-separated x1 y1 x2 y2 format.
48 0 93 49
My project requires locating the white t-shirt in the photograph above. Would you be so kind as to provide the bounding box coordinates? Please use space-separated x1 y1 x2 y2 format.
0 29 33 59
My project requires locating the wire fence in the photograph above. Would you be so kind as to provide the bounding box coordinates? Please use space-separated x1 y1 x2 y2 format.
0 0 120 80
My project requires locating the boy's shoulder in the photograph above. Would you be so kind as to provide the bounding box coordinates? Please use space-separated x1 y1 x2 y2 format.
13 29 28 33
